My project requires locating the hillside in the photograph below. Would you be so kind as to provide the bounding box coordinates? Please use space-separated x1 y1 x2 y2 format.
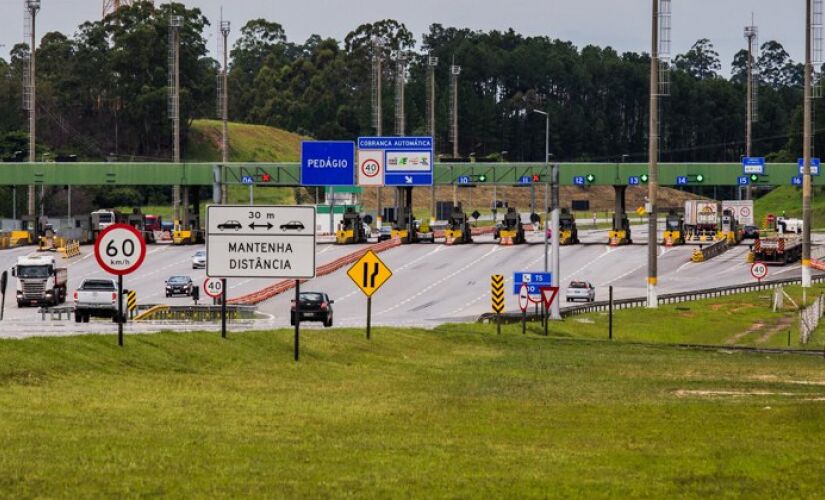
754 185 825 228
187 119 306 163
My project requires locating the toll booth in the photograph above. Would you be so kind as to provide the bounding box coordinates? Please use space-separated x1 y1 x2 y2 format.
444 205 473 245
719 209 742 244
335 207 368 244
558 209 579 245
662 210 684 246
496 207 525 245
608 186 631 245
392 206 418 244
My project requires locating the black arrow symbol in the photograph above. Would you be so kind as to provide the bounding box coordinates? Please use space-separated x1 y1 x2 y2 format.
249 222 274 230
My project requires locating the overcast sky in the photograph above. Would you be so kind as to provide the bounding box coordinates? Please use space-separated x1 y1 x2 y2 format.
0 0 807 75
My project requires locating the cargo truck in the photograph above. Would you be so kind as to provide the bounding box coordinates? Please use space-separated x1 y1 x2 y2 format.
753 235 802 265
12 254 68 307
684 200 720 242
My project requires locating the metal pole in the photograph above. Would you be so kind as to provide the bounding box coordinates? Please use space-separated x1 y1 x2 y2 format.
544 114 550 274
366 296 372 340
496 312 501 335
329 187 335 235
521 309 526 334
647 0 660 308
221 278 227 338
609 285 614 340
551 163 560 320
745 25 754 201
221 21 230 204
172 21 182 224
117 275 124 347
803 0 813 289
67 186 71 220
12 187 16 221
27 3 37 218
294 280 301 361
249 184 253 205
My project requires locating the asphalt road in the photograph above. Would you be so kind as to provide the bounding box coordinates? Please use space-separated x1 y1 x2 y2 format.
0 225 818 335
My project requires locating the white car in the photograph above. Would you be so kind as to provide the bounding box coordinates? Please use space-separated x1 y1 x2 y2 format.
192 250 206 269
566 281 595 302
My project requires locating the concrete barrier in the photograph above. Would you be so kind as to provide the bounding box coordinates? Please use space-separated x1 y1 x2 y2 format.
691 239 728 263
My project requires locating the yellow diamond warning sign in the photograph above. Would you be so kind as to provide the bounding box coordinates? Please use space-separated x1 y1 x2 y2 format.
347 250 392 297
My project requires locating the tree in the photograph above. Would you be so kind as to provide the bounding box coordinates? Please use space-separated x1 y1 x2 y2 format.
758 41 798 89
674 38 721 80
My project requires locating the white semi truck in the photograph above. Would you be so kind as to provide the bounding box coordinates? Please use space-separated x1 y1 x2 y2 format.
12 255 68 307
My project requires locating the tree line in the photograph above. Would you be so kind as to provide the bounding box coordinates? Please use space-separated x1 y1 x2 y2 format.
0 1 820 166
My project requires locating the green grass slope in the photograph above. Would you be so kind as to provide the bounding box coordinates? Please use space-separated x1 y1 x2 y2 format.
2 327 825 496
755 185 825 228
186 119 306 163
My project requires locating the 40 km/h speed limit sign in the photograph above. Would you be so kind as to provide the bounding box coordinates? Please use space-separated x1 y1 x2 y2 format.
94 224 147 347
203 277 225 299
751 261 769 282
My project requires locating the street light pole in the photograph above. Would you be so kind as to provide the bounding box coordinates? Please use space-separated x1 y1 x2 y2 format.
534 110 550 273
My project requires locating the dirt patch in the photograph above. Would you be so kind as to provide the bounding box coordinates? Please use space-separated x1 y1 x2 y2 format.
673 389 803 398
726 323 764 345
709 304 726 311
755 315 795 344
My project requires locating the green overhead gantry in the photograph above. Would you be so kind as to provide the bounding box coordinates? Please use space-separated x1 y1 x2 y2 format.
0 162 812 187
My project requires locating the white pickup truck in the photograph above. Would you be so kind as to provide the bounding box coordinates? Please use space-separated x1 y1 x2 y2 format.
73 278 124 323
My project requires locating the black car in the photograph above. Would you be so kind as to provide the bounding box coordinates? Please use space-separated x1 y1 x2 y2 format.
280 220 305 231
218 220 242 231
165 275 194 297
290 292 333 327
743 225 760 239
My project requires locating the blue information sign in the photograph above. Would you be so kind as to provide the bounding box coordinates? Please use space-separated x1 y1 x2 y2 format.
676 176 689 185
628 176 640 185
358 136 433 186
573 176 585 186
301 141 355 186
798 158 821 176
518 175 532 185
792 176 803 186
513 272 552 295
737 176 750 185
241 175 254 185
742 157 766 175
457 176 471 184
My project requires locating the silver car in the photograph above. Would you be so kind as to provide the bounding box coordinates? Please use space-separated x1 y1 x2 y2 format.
566 281 595 302
192 250 206 269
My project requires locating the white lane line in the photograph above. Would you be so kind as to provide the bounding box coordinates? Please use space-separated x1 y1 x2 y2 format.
377 246 499 315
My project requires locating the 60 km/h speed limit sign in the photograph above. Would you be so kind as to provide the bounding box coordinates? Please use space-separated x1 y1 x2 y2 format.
94 224 146 275
203 277 225 299
94 224 147 347
751 261 769 282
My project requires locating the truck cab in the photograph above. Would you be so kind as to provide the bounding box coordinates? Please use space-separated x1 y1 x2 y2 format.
13 254 68 307
444 205 473 245
558 209 579 245
496 207 525 245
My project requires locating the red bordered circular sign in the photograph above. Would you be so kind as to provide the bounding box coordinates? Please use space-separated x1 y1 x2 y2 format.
94 223 147 276
750 261 768 281
203 277 224 299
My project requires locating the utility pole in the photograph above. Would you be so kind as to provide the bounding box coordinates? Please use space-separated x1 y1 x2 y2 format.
802 0 819 290
427 54 438 224
392 50 408 219
371 37 384 226
169 15 183 225
218 15 230 204
745 21 759 201
450 58 461 159
24 0 40 219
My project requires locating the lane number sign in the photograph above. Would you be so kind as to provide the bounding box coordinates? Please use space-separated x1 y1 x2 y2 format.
203 278 225 298
751 261 768 282
94 224 146 276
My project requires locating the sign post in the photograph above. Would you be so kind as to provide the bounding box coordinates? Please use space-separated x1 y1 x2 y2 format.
207 205 316 358
491 274 505 334
203 277 226 337
0 270 7 321
347 250 393 340
94 224 147 347
751 261 768 282
518 283 529 334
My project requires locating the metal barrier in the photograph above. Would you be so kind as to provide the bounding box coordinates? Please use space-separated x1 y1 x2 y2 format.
691 239 729 263
60 240 82 259
479 274 825 324
134 304 257 322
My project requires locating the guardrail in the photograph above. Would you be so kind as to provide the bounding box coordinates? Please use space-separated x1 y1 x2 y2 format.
134 304 257 322
479 274 825 324
228 239 403 306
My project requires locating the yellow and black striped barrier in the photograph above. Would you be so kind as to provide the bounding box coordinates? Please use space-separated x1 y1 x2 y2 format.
491 274 505 334
127 290 137 318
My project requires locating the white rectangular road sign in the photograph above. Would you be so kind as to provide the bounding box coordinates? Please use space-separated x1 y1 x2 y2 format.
357 149 384 186
206 205 316 279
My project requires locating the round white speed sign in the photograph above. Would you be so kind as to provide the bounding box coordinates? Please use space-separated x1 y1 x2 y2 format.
94 224 147 276
750 261 768 281
203 277 225 298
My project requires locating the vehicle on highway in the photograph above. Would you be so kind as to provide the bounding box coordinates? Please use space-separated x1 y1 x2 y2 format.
217 220 243 231
74 278 121 323
192 250 206 269
377 225 393 242
280 220 305 231
290 292 334 327
12 255 68 307
743 225 760 239
165 275 194 297
566 281 595 302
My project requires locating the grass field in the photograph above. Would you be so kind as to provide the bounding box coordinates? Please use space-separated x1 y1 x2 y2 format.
1 327 825 497
754 185 825 228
